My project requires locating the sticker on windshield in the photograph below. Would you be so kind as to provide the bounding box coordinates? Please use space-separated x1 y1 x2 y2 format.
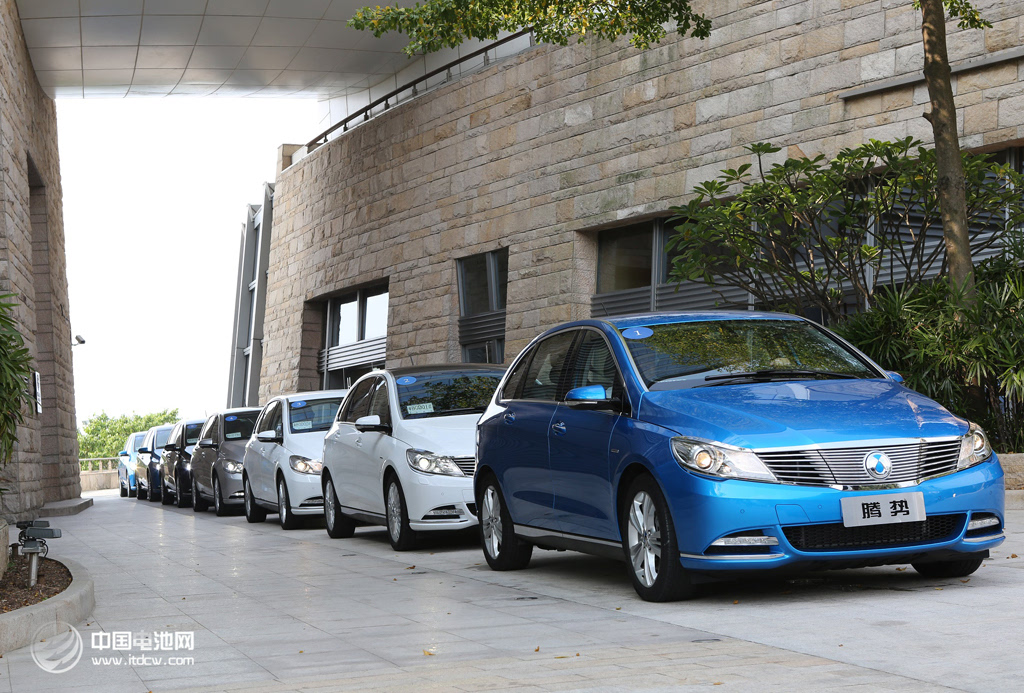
396 376 417 385
406 403 434 414
292 420 312 430
225 432 241 439
225 415 238 422
290 400 307 408
622 327 654 339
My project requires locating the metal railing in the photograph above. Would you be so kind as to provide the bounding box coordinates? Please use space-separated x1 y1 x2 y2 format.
80 457 118 472
306 29 532 150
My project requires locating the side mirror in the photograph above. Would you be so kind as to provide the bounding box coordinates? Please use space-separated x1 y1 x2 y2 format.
164 443 178 452
118 450 128 457
138 447 151 455
198 438 218 449
885 370 905 383
565 385 621 411
256 430 282 444
354 414 390 434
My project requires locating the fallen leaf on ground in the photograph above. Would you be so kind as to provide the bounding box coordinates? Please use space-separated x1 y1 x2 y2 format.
1010 554 1019 559
535 646 540 652
960 579 970 583
896 567 906 571
406 565 415 569
423 650 434 656
733 600 739 604
615 607 621 611
935 587 943 591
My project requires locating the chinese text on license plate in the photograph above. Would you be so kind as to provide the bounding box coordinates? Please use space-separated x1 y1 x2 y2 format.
840 491 926 528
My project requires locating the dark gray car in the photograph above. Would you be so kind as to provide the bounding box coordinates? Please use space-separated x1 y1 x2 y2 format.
191 407 261 516
159 418 206 508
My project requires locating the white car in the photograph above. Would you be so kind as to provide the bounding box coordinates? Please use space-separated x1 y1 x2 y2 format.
242 389 348 529
321 365 506 550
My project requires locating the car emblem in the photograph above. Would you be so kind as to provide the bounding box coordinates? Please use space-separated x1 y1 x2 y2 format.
864 451 892 480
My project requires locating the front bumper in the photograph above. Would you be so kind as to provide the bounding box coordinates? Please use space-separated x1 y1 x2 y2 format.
403 469 478 532
284 470 325 515
215 467 245 505
659 455 1005 573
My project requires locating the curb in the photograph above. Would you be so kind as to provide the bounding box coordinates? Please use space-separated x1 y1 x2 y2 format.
0 557 95 656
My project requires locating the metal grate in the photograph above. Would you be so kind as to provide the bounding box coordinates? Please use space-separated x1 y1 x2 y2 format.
783 514 964 551
454 457 476 476
757 438 962 487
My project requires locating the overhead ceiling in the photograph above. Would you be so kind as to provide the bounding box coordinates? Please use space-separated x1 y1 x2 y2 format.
17 0 420 98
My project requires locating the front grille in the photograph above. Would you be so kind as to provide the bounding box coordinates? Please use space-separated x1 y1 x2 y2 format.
454 457 476 476
757 438 962 487
783 514 965 551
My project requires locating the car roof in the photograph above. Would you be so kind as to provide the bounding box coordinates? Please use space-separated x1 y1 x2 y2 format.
179 418 206 425
388 363 507 378
148 424 174 432
221 407 261 416
604 311 805 330
274 389 349 403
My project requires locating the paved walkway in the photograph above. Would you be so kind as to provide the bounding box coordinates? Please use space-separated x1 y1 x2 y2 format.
2 489 1021 692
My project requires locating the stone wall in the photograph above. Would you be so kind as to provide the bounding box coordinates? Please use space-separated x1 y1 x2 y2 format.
0 0 80 520
261 0 1024 399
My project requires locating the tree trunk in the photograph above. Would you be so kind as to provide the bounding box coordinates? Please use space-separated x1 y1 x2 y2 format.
919 0 974 301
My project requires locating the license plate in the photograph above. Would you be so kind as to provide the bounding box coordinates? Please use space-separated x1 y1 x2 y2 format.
840 491 926 528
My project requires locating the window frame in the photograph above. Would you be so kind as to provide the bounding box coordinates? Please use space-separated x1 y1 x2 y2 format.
514 329 580 403
324 284 390 349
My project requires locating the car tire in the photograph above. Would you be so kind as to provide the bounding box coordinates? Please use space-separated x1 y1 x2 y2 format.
324 476 355 539
278 477 302 530
384 475 417 551
192 476 209 512
120 479 128 497
214 475 229 517
136 477 147 501
911 557 985 578
161 475 174 505
128 479 137 498
244 476 266 523
478 474 532 570
621 475 694 602
149 472 161 502
175 473 190 508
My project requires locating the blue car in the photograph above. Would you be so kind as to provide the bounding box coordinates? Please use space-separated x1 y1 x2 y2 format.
475 312 1005 601
117 430 147 497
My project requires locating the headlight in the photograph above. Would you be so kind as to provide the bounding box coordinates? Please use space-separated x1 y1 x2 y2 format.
670 437 777 482
406 449 464 477
223 460 243 474
958 422 993 470
289 455 323 475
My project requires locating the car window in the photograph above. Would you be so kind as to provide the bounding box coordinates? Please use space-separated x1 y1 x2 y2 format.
258 401 281 435
224 412 257 440
155 428 172 449
143 430 154 450
184 422 203 445
289 397 343 434
520 331 577 401
397 369 506 419
567 331 621 399
130 432 145 453
342 379 376 423
368 380 391 426
200 415 216 441
500 353 531 401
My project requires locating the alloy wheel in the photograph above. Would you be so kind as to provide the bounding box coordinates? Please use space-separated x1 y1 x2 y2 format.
278 480 288 524
325 479 336 528
214 476 221 515
481 486 502 559
626 490 661 588
386 482 402 542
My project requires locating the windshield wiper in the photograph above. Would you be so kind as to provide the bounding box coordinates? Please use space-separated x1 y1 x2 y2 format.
702 369 861 385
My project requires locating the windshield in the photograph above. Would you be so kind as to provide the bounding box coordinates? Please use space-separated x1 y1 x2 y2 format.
184 423 203 445
224 412 258 440
154 428 171 449
288 398 343 434
397 370 505 419
622 319 878 390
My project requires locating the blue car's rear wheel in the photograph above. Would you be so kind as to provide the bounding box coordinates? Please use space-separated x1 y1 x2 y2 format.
621 475 694 602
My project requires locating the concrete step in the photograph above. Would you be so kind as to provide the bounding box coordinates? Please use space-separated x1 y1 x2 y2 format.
38 497 93 518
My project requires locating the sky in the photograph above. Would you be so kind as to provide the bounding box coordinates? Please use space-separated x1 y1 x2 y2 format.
58 98 322 427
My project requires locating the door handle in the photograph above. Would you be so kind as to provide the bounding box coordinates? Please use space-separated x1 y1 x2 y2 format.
355 438 363 448
551 421 566 435
503 411 515 424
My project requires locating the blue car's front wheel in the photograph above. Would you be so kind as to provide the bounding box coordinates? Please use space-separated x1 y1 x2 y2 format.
621 475 694 602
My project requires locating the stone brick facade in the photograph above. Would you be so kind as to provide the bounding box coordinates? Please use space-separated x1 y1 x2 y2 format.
261 0 1024 400
0 0 80 520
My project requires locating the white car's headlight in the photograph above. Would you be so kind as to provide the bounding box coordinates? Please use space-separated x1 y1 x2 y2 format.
223 460 243 474
958 422 993 470
406 449 464 477
671 437 777 482
289 455 323 475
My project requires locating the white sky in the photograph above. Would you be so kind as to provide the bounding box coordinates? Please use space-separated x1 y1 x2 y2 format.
58 98 322 427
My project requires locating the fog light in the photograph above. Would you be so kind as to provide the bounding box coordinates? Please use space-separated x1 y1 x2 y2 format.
424 506 461 517
710 535 780 547
967 516 1000 531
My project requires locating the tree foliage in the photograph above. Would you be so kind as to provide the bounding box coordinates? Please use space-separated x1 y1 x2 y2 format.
666 139 1024 323
0 295 34 468
77 409 179 460
349 0 710 57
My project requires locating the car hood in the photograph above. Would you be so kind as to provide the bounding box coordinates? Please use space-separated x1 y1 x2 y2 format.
219 439 248 462
281 430 330 459
637 379 967 449
394 414 479 458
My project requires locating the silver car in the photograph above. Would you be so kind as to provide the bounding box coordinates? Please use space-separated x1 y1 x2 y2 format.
190 407 261 516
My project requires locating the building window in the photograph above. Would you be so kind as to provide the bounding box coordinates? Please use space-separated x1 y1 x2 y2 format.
457 248 508 363
326 285 389 347
596 222 654 294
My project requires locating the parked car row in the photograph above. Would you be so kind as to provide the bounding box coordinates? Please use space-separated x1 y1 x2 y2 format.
120 311 1007 601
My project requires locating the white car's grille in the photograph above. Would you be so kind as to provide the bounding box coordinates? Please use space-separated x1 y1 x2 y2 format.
756 438 962 487
454 457 476 476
